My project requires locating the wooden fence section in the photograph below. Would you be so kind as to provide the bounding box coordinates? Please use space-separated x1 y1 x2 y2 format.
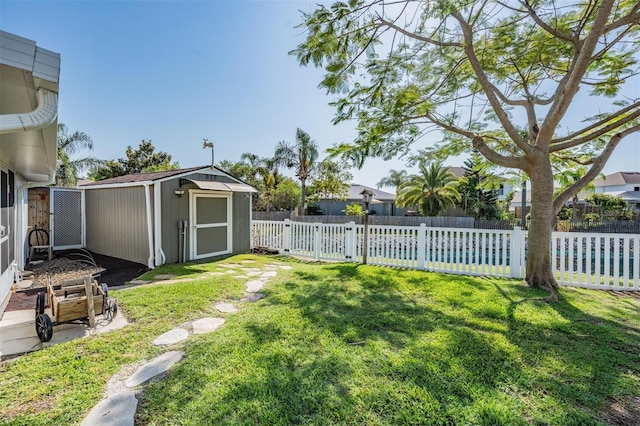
252 220 639 291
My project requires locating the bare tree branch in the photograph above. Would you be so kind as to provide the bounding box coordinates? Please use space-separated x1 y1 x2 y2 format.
376 18 463 47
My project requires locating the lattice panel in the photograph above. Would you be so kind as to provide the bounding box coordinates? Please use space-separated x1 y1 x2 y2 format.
52 190 83 248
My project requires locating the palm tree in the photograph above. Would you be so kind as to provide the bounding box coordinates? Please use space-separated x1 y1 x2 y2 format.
56 124 102 187
376 169 408 192
396 161 461 216
274 128 319 214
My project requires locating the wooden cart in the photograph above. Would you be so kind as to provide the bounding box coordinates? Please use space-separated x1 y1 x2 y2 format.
35 276 117 342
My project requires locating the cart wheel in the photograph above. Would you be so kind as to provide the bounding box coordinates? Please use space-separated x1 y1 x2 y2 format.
36 292 46 315
35 313 53 342
100 283 109 298
104 297 117 320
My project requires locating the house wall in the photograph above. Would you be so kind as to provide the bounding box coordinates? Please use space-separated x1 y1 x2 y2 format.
596 184 639 193
85 187 152 265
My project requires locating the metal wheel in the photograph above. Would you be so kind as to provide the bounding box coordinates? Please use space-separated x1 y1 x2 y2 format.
104 297 117 320
35 313 53 342
100 283 109 298
36 292 46 315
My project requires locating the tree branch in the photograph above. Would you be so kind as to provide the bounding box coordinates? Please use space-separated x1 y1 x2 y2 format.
520 0 577 43
553 123 640 211
451 9 532 154
376 18 462 48
539 0 616 145
550 103 640 151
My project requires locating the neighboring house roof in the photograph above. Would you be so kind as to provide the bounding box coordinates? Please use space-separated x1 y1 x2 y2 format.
346 184 396 202
446 167 466 178
593 172 640 187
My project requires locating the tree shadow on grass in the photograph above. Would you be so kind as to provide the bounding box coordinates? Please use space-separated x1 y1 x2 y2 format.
493 282 640 424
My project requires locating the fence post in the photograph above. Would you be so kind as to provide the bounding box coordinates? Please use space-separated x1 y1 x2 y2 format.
510 227 526 278
314 222 322 260
345 221 356 262
283 219 292 256
417 223 426 270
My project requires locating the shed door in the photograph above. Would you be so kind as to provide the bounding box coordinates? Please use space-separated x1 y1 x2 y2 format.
189 191 232 260
50 188 85 250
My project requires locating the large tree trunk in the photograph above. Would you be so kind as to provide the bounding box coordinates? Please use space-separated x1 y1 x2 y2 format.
525 161 559 300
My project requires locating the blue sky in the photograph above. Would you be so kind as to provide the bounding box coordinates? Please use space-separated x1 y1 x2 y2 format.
1 1 638 190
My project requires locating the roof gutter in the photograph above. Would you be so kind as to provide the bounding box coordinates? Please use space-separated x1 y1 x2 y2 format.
0 88 58 134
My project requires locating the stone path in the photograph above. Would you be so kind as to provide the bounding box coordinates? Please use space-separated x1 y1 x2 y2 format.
81 261 285 425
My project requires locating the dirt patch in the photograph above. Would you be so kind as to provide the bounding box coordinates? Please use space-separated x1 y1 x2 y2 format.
600 396 640 425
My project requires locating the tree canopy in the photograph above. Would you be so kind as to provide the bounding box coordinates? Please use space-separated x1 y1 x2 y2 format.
396 161 460 216
293 0 640 296
55 124 102 187
89 140 178 180
274 128 320 214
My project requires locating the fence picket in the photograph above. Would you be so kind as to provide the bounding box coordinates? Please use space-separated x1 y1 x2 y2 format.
252 220 638 291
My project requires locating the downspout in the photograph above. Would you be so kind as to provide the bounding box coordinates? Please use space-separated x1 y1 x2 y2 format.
0 89 58 134
153 182 165 266
143 184 155 269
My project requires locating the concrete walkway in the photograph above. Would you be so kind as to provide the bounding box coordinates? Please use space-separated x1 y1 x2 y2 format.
81 261 285 425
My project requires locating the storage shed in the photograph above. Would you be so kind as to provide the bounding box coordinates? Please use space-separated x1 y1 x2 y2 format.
79 166 256 267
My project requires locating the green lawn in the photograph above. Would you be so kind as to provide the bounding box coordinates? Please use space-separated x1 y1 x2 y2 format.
1 255 639 425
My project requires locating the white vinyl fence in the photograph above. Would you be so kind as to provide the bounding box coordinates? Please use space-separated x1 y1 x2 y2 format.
252 220 640 291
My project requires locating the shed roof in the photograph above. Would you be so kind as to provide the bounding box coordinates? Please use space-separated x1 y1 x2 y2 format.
81 166 206 186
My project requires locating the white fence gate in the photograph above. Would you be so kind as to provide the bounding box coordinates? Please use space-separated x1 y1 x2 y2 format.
252 220 639 291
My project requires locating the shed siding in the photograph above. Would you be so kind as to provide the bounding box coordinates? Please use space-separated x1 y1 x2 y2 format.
233 192 251 253
160 179 191 264
85 187 151 265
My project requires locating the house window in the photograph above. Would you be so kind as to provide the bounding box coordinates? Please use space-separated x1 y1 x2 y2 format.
634 186 640 192
498 184 504 196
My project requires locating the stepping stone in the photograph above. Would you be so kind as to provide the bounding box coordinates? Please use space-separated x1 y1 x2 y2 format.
219 263 241 268
246 271 262 277
265 265 278 271
192 317 225 335
246 280 265 292
226 270 236 274
153 328 189 346
153 274 175 280
81 391 137 426
241 293 265 302
207 272 225 276
127 280 151 285
240 260 256 263
278 265 293 270
215 302 238 313
261 271 277 278
125 351 184 388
